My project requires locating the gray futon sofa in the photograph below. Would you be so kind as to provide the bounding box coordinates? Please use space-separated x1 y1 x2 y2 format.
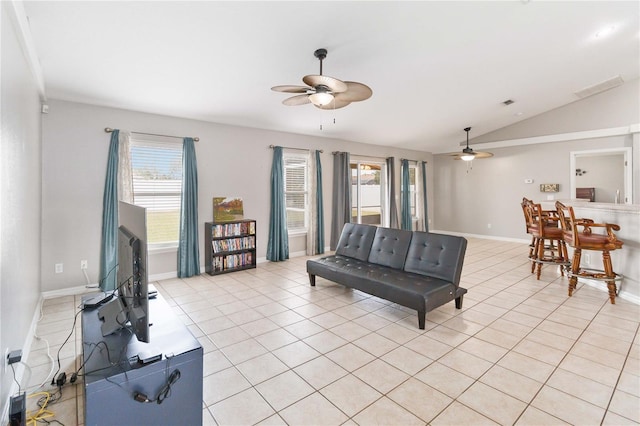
307 223 468 329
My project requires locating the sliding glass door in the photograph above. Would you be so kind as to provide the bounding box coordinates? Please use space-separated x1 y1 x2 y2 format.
351 160 387 226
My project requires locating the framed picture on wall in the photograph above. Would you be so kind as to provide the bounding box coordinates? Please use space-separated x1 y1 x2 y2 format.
540 183 560 192
213 197 244 222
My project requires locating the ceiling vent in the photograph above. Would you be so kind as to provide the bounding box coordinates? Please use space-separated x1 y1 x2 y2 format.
502 99 514 106
574 75 624 99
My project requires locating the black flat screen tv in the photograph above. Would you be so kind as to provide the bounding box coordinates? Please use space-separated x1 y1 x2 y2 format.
98 202 149 343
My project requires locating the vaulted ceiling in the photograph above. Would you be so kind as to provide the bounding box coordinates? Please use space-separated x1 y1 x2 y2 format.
22 1 640 153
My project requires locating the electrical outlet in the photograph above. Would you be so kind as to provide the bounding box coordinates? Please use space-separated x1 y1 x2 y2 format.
487 223 492 229
81 260 88 270
55 263 63 274
583 254 591 265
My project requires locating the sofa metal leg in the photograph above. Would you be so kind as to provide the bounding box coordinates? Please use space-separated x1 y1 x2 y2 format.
455 295 464 309
418 311 426 330
309 274 316 287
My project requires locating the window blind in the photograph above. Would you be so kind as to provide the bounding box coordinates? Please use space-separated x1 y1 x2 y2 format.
130 138 183 246
283 154 308 232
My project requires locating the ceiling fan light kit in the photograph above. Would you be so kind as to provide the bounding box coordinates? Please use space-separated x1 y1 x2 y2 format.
308 86 334 106
271 48 372 110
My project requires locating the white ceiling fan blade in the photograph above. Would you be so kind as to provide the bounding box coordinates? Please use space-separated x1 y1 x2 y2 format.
282 94 311 106
473 151 494 159
302 75 348 93
339 82 373 102
271 85 310 93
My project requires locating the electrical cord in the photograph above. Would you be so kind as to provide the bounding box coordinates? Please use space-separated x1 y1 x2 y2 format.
25 300 56 392
49 271 131 386
50 309 83 385
10 363 22 394
27 390 66 426
133 369 181 405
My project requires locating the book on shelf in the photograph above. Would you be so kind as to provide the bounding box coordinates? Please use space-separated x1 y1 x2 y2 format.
211 221 256 238
211 236 256 253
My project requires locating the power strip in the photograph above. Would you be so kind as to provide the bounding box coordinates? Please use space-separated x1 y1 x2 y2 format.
9 392 26 426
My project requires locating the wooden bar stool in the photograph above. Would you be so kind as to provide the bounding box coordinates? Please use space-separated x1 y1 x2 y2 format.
520 198 539 270
525 200 570 279
555 201 624 303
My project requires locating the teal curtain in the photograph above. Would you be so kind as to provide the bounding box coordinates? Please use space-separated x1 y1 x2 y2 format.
330 152 351 250
315 151 325 254
401 159 411 230
177 137 200 277
99 130 120 291
421 161 429 232
267 146 289 261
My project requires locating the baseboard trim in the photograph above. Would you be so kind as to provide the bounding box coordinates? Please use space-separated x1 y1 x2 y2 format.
42 285 95 299
433 230 638 306
430 229 530 245
576 278 640 305
2 295 44 425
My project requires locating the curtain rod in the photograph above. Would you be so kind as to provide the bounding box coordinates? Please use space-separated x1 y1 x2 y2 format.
269 144 323 153
400 158 427 164
105 127 199 142
333 151 390 161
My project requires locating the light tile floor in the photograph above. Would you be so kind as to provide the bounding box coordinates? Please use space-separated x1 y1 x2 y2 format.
22 238 640 425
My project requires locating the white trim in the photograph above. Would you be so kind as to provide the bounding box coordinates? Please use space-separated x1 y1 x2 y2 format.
1 295 44 425
148 246 178 255
289 250 307 258
433 124 639 153
575 277 640 305
432 230 639 305
570 147 633 204
430 229 530 244
5 1 47 100
42 285 95 299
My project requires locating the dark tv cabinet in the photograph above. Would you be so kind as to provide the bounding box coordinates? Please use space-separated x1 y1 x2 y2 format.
205 220 257 275
81 293 203 426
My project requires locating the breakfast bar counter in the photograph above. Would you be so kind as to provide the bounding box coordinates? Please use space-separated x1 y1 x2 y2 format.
541 201 640 304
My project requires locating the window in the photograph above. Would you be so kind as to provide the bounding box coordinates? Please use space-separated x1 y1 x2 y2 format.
130 138 183 248
351 160 387 226
409 164 417 219
283 152 309 233
402 163 420 229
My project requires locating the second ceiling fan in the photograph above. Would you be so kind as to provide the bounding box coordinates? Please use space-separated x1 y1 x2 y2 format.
450 127 494 161
271 48 372 110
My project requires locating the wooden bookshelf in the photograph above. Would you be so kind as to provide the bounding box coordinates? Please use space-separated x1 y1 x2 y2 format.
205 220 256 275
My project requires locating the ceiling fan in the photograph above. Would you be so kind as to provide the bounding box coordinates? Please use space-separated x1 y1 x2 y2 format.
271 48 372 110
450 127 494 161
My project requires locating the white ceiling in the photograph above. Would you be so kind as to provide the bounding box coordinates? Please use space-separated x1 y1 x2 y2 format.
22 1 640 153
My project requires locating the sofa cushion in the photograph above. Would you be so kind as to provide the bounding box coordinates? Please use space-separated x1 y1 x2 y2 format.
367 227 413 269
404 232 467 286
306 255 463 313
334 223 377 261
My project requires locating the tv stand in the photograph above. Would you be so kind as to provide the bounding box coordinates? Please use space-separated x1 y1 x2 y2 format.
81 293 202 426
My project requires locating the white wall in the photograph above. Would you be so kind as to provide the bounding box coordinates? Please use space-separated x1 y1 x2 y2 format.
1 4 43 418
433 135 632 239
575 154 625 203
471 78 640 143
432 78 639 240
41 99 432 291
